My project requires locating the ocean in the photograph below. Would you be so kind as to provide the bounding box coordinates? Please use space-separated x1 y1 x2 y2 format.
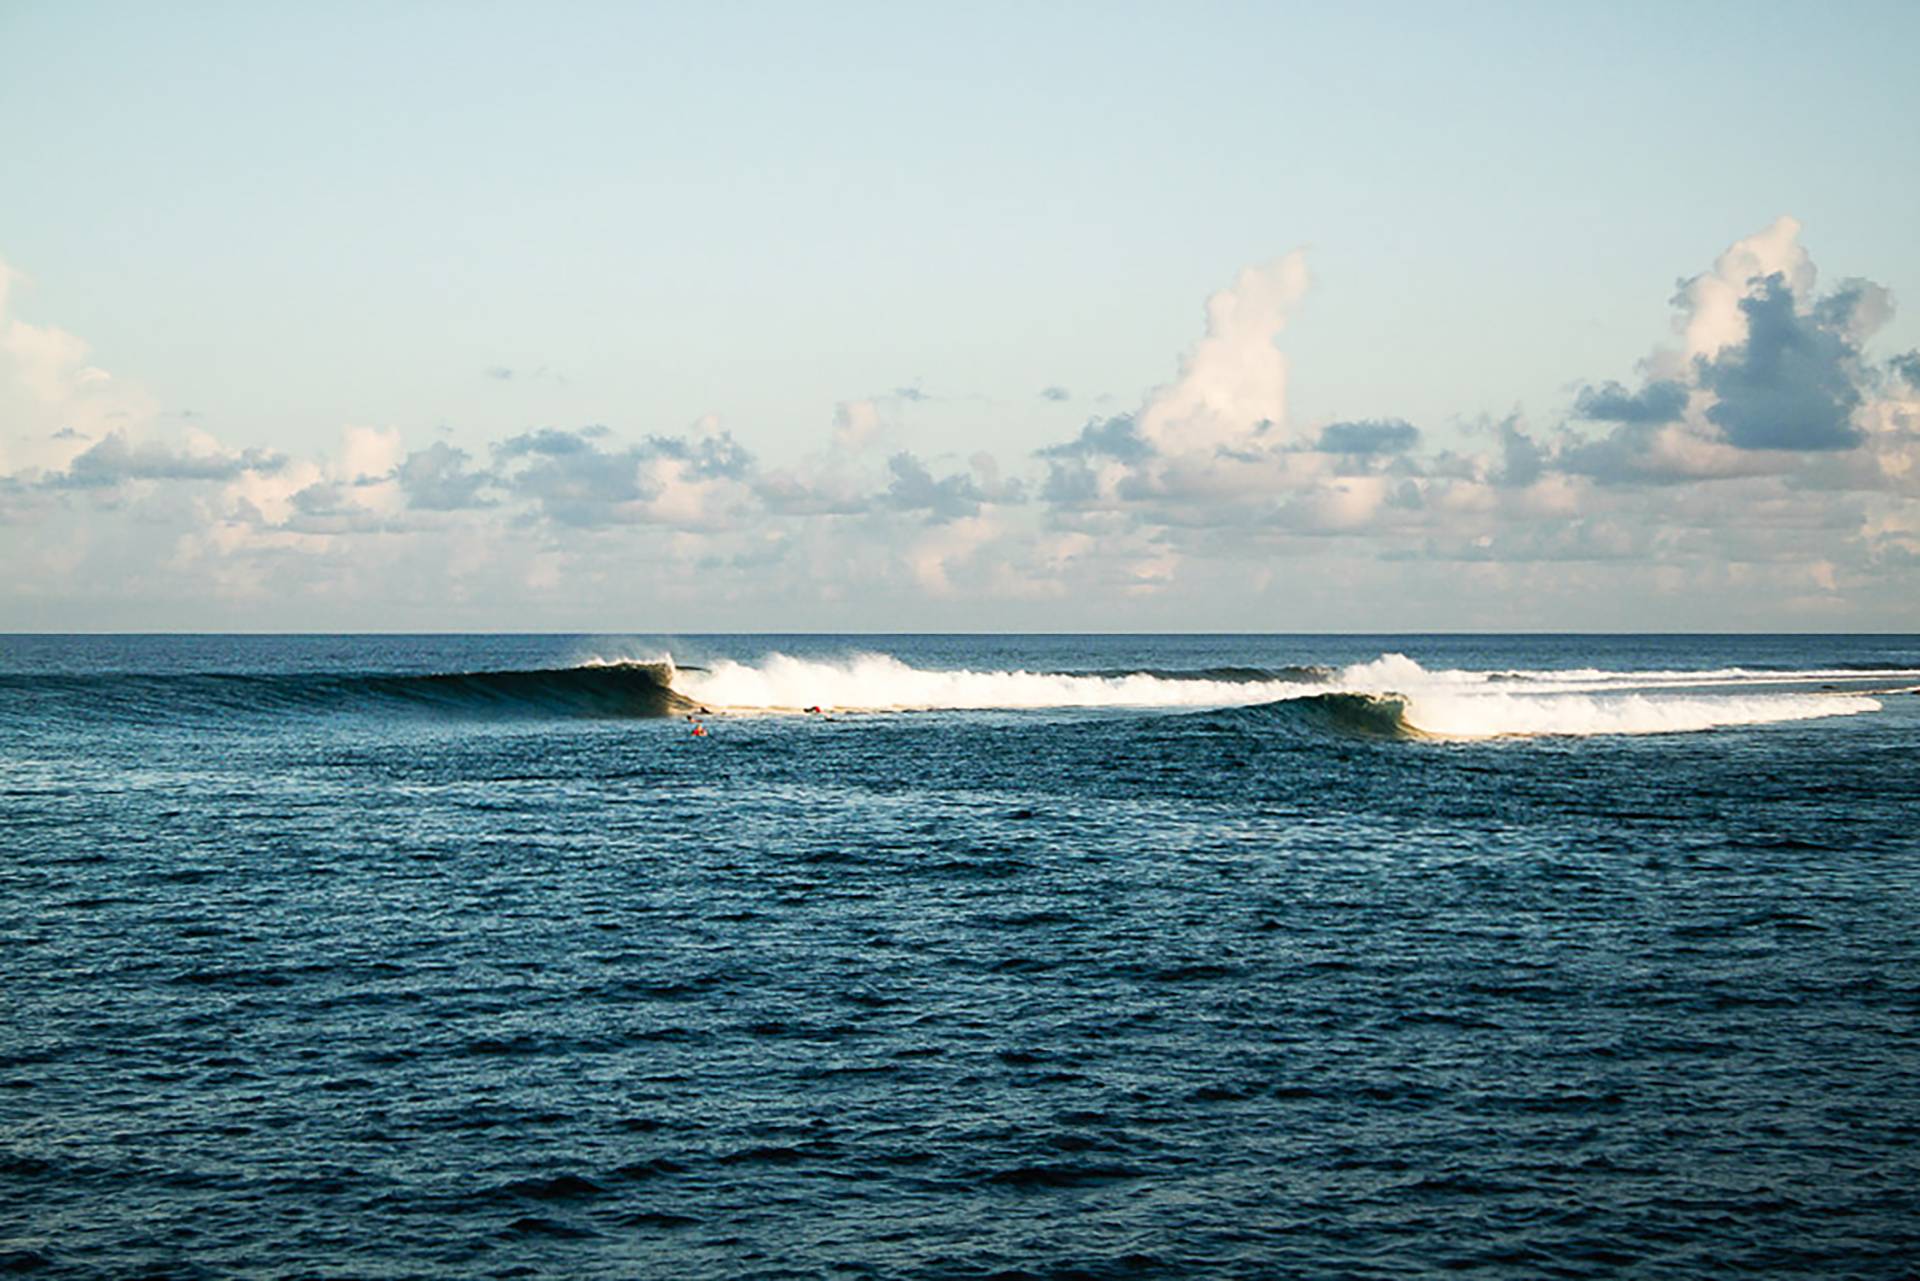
3 633 1918 1279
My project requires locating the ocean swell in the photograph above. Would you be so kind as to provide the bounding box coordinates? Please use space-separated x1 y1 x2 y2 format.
2 650 1894 736
0 661 697 722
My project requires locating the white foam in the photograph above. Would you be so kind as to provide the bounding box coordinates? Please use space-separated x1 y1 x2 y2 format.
1398 689 1881 739
660 649 1891 738
674 652 1305 712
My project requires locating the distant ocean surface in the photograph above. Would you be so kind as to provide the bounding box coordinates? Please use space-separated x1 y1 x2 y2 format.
4 633 1919 1279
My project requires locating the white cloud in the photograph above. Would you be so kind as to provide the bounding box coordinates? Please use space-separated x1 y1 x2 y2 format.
1668 214 1815 367
1137 252 1309 454
0 258 155 474
5 227 1920 630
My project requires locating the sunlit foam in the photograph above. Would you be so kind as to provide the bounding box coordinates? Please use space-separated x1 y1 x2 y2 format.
660 650 1890 738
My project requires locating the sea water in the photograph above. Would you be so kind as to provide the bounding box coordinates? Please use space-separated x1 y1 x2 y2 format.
2 634 1917 1278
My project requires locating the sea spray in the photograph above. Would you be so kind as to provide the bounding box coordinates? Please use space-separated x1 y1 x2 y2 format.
670 650 1888 737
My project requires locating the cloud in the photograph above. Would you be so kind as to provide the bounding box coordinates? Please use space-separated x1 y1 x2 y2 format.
885 452 986 521
832 399 884 451
643 429 755 481
1024 254 1331 533
1316 419 1420 455
47 432 285 488
290 481 349 516
1698 273 1865 451
1 258 156 474
1044 415 1152 462
1135 252 1308 454
7 223 1920 629
494 428 659 527
491 423 757 530
1667 215 1814 366
1572 380 1687 425
754 470 872 517
485 366 515 381
1039 385 1070 402
1037 415 1155 505
497 426 600 459
1560 219 1902 482
397 442 493 510
881 451 1022 524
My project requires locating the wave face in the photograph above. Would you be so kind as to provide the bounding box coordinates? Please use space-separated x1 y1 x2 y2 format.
349 662 697 719
1229 691 1421 739
670 650 1892 739
2 661 698 722
3 649 1900 737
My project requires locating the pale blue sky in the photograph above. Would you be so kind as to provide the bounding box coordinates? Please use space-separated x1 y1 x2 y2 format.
4 2 1919 629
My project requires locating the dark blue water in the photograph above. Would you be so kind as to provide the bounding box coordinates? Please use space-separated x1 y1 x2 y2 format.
3 635 1918 1279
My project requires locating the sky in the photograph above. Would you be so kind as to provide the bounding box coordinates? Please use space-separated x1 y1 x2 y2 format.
4 1 1919 631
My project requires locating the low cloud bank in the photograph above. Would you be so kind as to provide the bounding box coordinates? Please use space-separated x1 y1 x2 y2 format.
3 218 1917 628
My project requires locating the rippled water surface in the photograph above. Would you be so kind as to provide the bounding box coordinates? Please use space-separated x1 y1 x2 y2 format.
3 634 1919 1279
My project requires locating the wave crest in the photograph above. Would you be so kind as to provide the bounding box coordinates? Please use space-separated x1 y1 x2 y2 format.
674 652 1328 712
674 650 1889 738
10 649 1894 737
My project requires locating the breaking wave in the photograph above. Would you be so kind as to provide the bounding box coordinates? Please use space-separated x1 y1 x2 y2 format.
673 650 1890 739
1352 688 1879 739
1201 687 1880 741
6 651 1896 737
672 653 1329 712
1231 692 1422 740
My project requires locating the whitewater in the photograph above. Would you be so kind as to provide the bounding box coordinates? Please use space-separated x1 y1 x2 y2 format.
653 650 1896 738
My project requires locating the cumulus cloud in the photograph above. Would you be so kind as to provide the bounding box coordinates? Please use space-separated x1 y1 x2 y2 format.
493 425 756 529
1316 419 1420 455
0 259 156 475
1698 273 1865 451
1667 215 1814 366
884 452 988 522
1039 385 1071 402
1041 415 1153 463
6 221 1920 629
47 432 285 488
644 429 755 481
397 442 493 510
879 453 1021 522
1559 217 1905 488
1572 380 1687 425
1030 255 1322 523
1135 253 1308 454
